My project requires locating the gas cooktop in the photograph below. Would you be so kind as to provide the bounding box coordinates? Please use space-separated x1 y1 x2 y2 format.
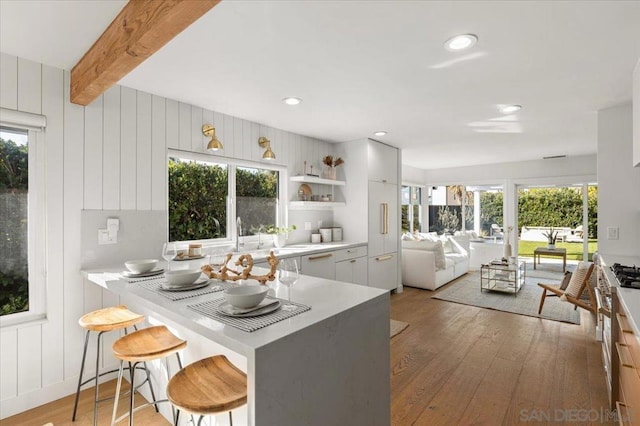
611 263 640 289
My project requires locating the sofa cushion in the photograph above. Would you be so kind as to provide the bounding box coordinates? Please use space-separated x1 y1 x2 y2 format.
401 240 446 270
441 236 455 253
444 258 454 269
447 253 467 264
402 232 417 241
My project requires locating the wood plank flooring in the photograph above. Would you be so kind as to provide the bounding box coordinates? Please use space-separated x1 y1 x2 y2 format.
391 283 613 426
3 277 611 425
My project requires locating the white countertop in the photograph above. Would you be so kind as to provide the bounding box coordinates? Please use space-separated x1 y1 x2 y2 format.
230 241 367 261
600 254 640 336
83 261 385 356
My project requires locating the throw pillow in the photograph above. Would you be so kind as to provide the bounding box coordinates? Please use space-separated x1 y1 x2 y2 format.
559 271 572 290
563 262 591 299
402 232 416 241
441 236 454 254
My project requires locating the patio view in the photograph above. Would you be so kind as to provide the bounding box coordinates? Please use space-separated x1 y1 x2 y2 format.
420 184 597 262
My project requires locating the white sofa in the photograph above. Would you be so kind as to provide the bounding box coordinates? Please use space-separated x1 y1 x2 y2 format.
401 233 469 291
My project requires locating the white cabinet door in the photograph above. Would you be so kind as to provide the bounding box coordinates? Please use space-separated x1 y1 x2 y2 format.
368 140 398 184
368 181 399 257
368 252 398 291
335 256 368 286
301 252 335 280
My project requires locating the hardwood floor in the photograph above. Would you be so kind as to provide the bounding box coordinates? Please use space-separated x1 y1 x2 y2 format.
3 277 611 425
390 283 613 426
0 379 169 426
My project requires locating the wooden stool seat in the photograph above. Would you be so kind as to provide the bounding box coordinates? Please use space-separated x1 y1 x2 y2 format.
112 325 186 363
78 305 144 332
167 355 247 416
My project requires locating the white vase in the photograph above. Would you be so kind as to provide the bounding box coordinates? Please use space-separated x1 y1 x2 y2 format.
503 242 512 258
274 234 287 248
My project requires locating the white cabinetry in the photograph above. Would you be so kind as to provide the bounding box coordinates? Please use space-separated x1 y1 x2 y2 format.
301 252 335 280
334 138 401 292
335 246 368 286
368 181 399 257
368 253 398 291
368 141 399 184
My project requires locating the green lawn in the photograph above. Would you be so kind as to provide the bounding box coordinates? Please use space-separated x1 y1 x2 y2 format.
517 240 598 261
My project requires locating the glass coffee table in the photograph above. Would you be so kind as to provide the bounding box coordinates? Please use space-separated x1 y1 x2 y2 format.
480 260 526 297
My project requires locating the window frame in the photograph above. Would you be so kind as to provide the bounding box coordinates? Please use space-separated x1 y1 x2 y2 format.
167 149 288 246
0 123 46 326
401 183 424 234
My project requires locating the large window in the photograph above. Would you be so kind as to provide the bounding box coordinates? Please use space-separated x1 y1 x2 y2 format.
401 185 422 233
0 128 29 316
168 151 284 243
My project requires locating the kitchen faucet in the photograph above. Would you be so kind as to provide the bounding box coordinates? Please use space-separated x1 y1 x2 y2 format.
236 217 243 252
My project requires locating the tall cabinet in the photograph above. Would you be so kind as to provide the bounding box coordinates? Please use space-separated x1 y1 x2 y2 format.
334 139 401 291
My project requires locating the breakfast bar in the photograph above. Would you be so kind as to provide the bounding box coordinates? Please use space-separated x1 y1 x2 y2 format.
83 266 390 425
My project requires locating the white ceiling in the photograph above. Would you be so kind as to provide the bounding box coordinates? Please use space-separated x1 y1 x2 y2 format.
2 1 640 170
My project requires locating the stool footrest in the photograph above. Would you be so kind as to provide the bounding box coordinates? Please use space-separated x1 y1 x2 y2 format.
113 398 169 424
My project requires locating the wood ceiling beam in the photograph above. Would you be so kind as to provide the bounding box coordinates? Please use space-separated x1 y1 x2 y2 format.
70 0 220 106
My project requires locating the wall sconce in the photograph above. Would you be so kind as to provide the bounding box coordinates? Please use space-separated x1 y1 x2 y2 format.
258 136 275 160
202 124 223 151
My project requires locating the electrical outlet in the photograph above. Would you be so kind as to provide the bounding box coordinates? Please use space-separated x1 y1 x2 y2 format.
98 229 116 245
304 222 312 231
607 226 619 240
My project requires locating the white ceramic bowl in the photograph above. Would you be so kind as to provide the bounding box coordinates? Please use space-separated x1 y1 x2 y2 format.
124 259 158 274
224 286 269 308
165 269 202 287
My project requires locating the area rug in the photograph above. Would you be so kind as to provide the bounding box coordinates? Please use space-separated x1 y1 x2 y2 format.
432 272 581 324
390 319 409 338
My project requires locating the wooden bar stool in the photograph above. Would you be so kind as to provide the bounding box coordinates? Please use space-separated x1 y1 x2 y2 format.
167 355 247 426
73 305 155 425
111 325 187 425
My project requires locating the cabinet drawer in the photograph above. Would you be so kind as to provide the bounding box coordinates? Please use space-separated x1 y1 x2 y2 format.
334 246 367 262
618 312 640 372
336 256 368 286
616 342 640 425
368 252 398 291
301 252 335 281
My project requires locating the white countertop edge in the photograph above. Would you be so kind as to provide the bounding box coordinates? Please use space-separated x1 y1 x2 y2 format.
82 264 388 357
599 254 640 338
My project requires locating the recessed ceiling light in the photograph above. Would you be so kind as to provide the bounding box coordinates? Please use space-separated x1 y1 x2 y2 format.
444 34 478 51
282 97 302 106
374 131 387 137
499 104 522 114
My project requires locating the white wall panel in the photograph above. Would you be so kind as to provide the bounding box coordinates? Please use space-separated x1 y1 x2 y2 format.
202 109 214 154
17 325 42 394
41 64 65 388
0 52 17 110
213 111 226 158
224 113 234 159
103 86 121 210
166 99 179 150
16 58 41 114
179 102 191 151
234 116 244 160
136 91 152 210
62 70 86 382
190 106 203 153
0 329 17 400
83 96 103 210
120 87 137 210
151 95 166 211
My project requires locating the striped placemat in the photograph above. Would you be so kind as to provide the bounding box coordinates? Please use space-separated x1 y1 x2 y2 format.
136 278 235 301
187 296 311 332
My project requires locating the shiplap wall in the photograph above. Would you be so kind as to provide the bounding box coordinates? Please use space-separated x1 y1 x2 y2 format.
0 51 335 418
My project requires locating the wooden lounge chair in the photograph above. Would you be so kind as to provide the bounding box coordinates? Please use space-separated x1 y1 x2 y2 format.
537 262 596 314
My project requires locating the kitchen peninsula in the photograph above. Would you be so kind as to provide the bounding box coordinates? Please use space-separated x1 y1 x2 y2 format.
83 261 390 425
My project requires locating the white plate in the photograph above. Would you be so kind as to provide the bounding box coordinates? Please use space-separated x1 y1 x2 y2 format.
160 278 211 292
217 300 281 317
122 268 164 278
